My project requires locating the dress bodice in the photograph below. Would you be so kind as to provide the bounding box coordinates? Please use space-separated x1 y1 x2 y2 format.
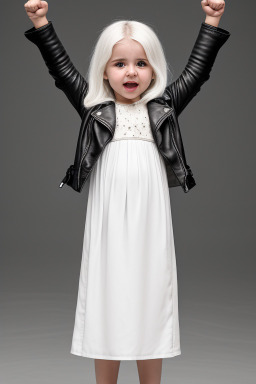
111 101 154 143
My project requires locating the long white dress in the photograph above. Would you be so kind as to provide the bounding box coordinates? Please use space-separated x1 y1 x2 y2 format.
70 99 181 360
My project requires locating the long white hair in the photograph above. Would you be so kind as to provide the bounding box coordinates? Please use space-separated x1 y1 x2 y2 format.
83 19 173 109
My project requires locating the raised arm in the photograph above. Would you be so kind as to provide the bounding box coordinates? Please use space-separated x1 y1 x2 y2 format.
24 1 88 118
164 1 231 116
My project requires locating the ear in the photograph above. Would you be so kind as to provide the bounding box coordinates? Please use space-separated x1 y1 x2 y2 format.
103 71 108 80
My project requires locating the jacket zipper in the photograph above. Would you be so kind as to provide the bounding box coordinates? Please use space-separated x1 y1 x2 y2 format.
77 114 114 190
152 114 188 189
77 118 94 189
168 115 190 192
59 118 93 189
153 108 185 173
79 134 114 192
168 115 187 176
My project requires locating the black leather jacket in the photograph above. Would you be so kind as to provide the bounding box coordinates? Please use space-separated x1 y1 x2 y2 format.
24 20 230 193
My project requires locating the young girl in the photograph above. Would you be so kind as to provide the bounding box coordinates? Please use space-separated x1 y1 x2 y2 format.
24 1 230 383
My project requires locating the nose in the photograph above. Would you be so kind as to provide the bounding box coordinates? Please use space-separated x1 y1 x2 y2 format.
126 64 137 76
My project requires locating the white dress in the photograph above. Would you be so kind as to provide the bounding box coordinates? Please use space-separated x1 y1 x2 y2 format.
70 99 181 360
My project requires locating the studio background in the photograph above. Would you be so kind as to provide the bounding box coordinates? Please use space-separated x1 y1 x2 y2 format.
1 0 255 383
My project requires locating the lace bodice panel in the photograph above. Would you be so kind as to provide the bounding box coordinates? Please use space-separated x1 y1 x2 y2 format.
111 101 155 142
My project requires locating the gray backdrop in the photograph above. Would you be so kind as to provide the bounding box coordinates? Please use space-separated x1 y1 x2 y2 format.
1 0 255 383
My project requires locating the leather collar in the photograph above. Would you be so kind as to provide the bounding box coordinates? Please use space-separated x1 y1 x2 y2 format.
91 98 173 134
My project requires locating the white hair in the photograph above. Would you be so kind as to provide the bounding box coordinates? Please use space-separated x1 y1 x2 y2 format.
83 19 173 109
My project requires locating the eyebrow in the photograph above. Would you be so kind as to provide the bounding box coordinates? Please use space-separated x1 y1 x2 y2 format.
111 58 148 62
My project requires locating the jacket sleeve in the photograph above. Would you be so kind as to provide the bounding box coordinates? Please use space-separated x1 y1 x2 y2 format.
24 21 88 118
164 22 231 116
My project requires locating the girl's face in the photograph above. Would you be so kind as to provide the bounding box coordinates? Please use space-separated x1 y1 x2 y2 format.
104 38 155 104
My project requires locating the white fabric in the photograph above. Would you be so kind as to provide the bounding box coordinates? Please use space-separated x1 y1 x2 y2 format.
112 102 154 142
70 102 181 360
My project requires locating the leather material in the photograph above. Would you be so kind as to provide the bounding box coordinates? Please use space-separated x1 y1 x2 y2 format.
24 21 230 193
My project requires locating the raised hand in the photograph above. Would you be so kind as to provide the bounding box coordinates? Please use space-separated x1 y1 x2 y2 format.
24 0 48 26
201 0 226 18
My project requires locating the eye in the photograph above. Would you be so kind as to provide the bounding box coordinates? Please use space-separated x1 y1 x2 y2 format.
115 62 125 68
114 61 147 68
137 61 147 67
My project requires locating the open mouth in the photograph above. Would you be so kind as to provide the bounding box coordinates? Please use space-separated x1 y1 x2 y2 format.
123 82 139 91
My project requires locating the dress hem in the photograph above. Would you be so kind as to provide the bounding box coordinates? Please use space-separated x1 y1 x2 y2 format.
70 348 181 360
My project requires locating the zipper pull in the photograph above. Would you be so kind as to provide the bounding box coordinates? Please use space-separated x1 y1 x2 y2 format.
59 165 74 188
59 175 68 188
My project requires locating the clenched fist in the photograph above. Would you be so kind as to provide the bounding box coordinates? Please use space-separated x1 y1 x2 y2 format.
24 0 48 23
201 0 226 18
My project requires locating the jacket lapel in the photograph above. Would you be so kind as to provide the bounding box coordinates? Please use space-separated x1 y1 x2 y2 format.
91 102 116 134
147 100 173 131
